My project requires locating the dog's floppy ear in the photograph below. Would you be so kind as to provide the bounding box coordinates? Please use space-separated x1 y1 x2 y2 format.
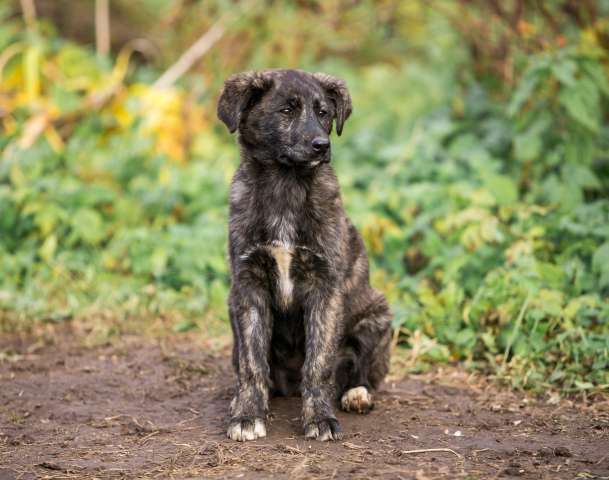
217 71 273 133
312 73 352 136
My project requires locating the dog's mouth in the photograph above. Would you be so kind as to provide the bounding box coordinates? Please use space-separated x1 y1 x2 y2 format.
278 152 330 168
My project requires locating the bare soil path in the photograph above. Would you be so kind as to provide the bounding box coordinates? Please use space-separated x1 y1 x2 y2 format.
1 331 608 479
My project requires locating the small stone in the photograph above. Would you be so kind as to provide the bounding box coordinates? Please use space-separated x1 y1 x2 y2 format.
536 447 553 457
554 446 572 457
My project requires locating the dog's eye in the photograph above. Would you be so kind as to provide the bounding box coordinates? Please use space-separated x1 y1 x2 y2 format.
280 107 293 114
318 109 328 117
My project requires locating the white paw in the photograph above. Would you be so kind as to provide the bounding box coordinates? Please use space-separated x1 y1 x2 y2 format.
341 386 373 413
227 417 267 441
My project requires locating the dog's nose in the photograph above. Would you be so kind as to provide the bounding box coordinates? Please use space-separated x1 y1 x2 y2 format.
312 137 329 153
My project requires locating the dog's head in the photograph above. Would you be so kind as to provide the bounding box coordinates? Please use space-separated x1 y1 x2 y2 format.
217 69 352 167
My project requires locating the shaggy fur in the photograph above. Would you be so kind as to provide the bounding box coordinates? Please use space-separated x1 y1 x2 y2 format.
217 69 392 442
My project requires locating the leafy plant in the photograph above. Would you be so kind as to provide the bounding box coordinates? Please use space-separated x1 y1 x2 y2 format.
1 1 608 394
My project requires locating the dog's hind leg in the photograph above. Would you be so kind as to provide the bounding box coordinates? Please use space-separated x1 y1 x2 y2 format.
336 290 391 414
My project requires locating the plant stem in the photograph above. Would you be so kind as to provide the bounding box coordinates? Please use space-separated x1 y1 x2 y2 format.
503 293 531 364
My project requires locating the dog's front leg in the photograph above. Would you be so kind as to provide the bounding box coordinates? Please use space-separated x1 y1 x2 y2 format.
227 269 272 441
301 291 343 441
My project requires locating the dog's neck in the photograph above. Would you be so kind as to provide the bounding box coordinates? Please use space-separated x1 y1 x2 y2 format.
242 153 334 193
235 153 341 248
245 153 323 176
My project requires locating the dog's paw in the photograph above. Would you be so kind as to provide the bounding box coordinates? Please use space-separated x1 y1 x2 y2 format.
304 418 342 441
341 386 373 414
227 417 267 442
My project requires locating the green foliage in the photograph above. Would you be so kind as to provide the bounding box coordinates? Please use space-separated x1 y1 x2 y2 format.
1 1 608 394
355 35 609 393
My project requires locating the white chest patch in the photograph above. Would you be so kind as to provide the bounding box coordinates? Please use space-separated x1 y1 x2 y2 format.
268 244 294 309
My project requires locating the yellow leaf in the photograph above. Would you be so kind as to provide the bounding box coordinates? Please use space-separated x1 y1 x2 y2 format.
24 46 41 102
45 126 64 152
39 234 57 262
2 116 17 135
505 239 534 265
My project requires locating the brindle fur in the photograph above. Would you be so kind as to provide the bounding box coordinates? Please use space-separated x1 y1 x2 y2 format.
217 69 392 442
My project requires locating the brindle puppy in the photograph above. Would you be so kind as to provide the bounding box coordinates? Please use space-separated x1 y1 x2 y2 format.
217 69 392 442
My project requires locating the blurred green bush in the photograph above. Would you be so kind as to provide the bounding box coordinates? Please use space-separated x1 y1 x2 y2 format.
0 1 608 393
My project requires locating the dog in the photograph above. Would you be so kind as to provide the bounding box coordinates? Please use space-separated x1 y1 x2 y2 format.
217 69 392 442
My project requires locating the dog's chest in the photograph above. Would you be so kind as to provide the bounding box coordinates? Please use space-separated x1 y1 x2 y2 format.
257 241 328 311
263 202 302 309
267 214 297 247
236 178 331 309
268 243 294 309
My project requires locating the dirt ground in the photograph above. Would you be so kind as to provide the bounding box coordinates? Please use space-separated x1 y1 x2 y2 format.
1 328 608 480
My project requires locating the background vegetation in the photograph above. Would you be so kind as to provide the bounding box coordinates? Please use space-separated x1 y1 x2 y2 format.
1 0 608 394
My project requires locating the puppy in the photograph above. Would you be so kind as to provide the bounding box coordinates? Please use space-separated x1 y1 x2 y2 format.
217 69 392 441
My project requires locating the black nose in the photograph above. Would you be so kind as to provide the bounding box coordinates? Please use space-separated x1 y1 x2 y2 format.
312 137 329 153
